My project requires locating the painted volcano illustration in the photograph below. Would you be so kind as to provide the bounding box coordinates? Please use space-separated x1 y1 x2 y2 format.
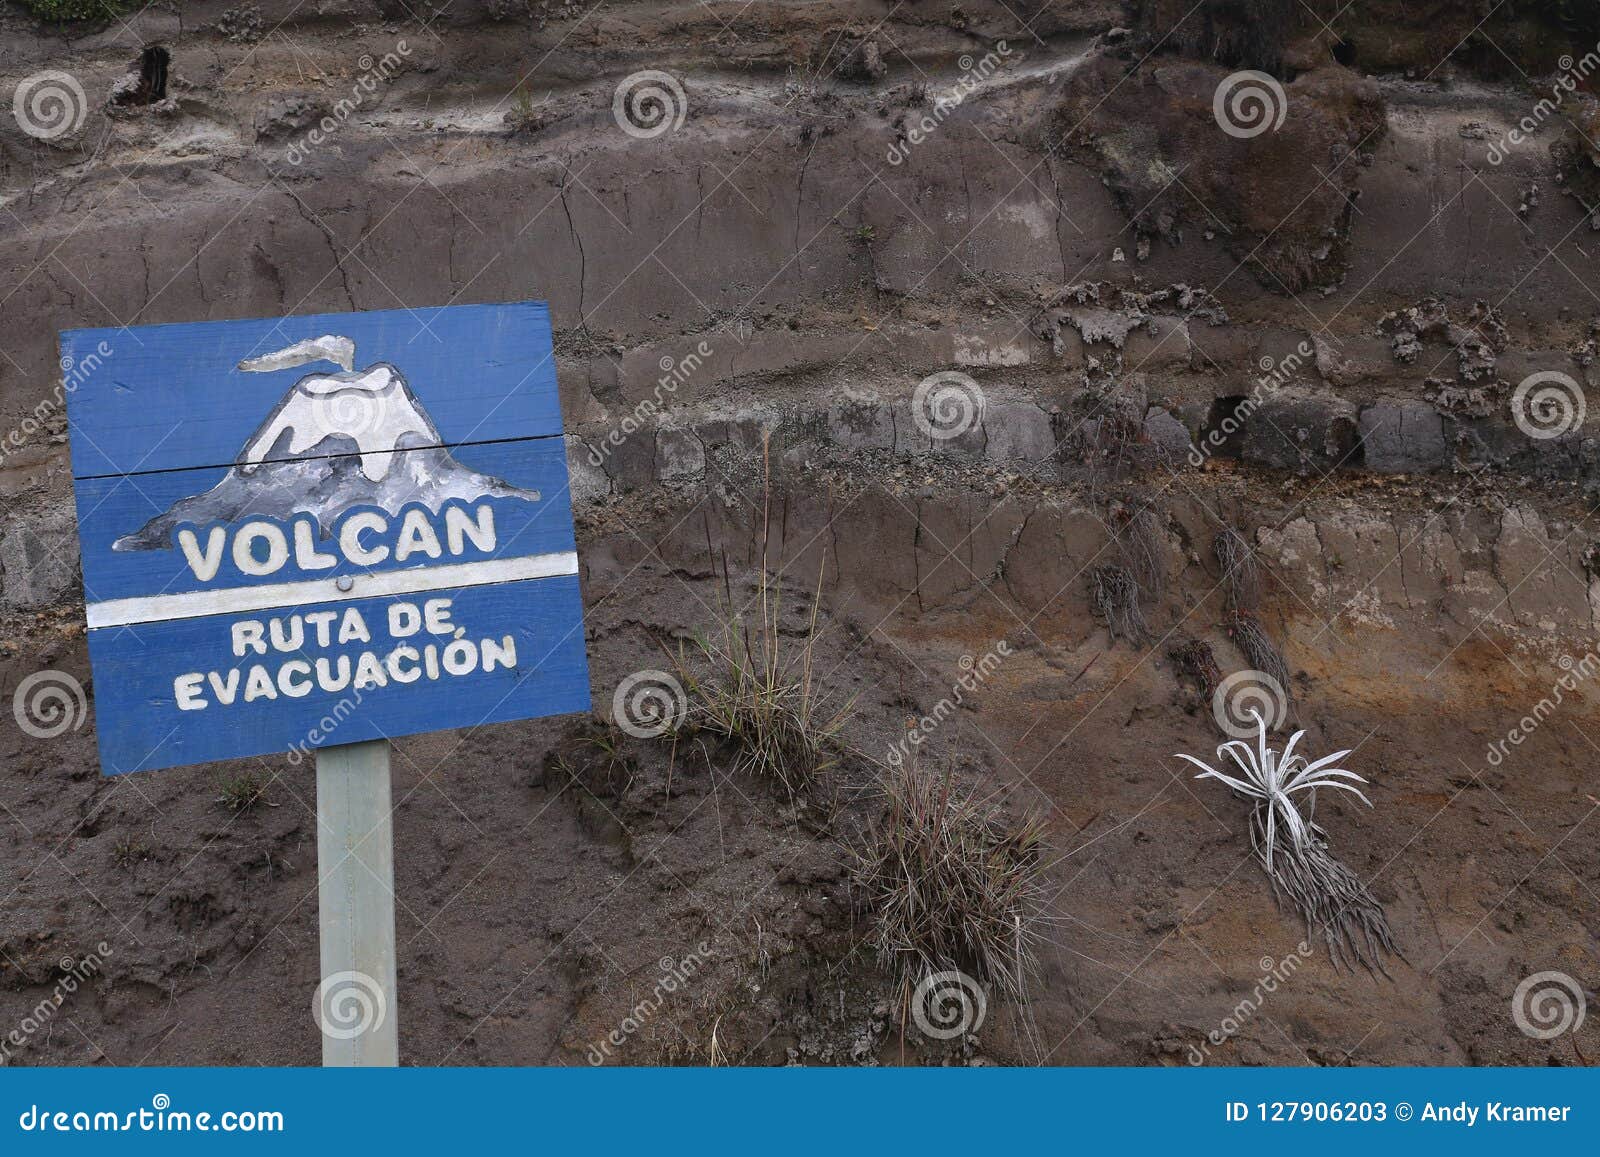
114 336 540 552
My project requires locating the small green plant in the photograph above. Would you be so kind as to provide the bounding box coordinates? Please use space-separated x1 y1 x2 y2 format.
507 87 548 132
111 837 149 867
216 771 270 813
19 0 129 22
852 759 1047 997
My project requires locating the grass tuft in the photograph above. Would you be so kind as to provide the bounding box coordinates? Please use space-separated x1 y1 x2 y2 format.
672 581 849 795
1112 501 1167 597
668 433 851 795
1170 637 1222 699
215 771 270 813
852 761 1047 998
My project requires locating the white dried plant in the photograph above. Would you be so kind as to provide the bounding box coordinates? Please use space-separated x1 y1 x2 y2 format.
1175 709 1370 870
1178 711 1397 973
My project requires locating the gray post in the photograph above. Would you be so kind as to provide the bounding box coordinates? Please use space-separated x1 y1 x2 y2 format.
315 739 399 1066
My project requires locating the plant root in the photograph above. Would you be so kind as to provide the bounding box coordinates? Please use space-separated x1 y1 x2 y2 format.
1251 809 1400 976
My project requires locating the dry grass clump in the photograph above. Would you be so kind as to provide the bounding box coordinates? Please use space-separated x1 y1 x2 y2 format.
1214 527 1260 612
669 437 851 795
1091 564 1146 642
673 571 849 796
852 762 1048 997
1170 637 1222 698
1224 610 1289 693
1112 501 1167 597
551 719 636 797
1085 412 1146 490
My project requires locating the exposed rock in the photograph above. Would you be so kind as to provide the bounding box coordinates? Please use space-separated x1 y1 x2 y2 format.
654 426 705 480
0 515 77 608
1143 406 1195 462
253 92 333 142
1059 55 1385 292
983 402 1054 462
1238 393 1360 474
1359 402 1447 474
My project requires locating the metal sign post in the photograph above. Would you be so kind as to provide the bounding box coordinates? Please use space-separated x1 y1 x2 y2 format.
316 739 399 1066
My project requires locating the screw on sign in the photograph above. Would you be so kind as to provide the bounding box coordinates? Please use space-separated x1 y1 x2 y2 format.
62 303 592 1065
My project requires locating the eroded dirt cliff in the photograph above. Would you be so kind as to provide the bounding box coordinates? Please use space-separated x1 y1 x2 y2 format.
1 0 1598 1066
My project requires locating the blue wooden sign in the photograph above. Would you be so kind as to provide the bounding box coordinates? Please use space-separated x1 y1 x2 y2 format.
63 303 590 775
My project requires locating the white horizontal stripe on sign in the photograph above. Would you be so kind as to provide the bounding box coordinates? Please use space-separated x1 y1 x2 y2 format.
86 551 580 629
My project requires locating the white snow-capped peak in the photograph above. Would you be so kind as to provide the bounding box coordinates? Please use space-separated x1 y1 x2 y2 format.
237 363 443 483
